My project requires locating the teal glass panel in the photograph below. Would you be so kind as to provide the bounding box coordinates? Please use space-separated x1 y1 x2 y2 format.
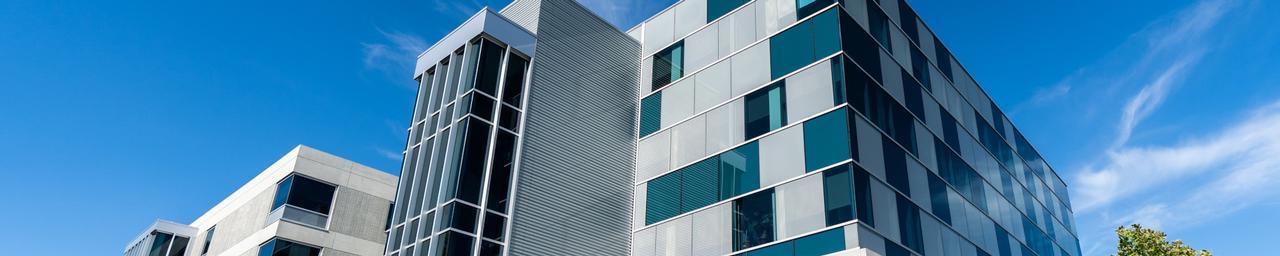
803 108 852 171
770 9 841 79
741 241 792 256
720 142 760 199
639 92 663 137
682 157 721 211
793 228 845 256
645 172 682 225
796 0 836 19
821 165 853 225
708 0 750 22
811 9 841 58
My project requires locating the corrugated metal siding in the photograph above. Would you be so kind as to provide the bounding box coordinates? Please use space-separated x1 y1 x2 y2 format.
499 0 541 33
505 0 640 255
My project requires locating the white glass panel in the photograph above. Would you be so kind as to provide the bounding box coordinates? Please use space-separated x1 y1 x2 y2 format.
776 174 826 237
661 78 696 128
844 224 862 249
759 125 805 187
756 0 797 37
690 203 732 255
640 57 654 95
784 59 835 122
644 10 676 56
673 0 707 39
716 19 733 60
705 99 744 154
672 115 708 167
730 2 759 51
655 215 692 256
731 40 771 97
634 184 648 229
633 228 656 256
695 61 732 111
637 130 672 182
685 24 719 72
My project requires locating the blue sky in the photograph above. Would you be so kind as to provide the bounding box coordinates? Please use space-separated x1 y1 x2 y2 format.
0 0 1276 255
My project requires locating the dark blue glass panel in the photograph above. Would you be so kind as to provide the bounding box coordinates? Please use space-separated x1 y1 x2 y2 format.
804 108 853 171
646 172 682 225
853 166 875 227
867 1 892 53
721 142 761 199
639 92 663 137
897 195 924 253
898 0 919 41
733 189 775 250
934 40 954 81
683 157 721 211
271 176 293 210
909 49 931 92
794 228 845 256
745 82 787 139
882 137 911 196
927 172 952 224
652 42 685 90
822 165 854 225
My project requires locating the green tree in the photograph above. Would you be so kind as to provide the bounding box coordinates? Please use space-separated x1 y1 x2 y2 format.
1115 224 1211 256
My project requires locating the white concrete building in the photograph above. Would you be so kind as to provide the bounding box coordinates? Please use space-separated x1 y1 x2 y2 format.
125 145 398 256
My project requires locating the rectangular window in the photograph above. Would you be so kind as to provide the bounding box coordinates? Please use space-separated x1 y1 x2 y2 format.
903 69 926 115
883 136 911 196
708 0 749 22
652 42 685 90
853 166 875 227
844 62 916 155
472 39 506 95
501 52 529 107
733 189 775 250
258 238 320 256
839 17 883 82
744 82 787 139
867 1 892 52
646 171 682 225
270 174 336 228
440 202 479 234
796 0 836 19
927 172 952 224
793 228 846 256
897 195 924 253
910 48 932 92
435 231 474 256
821 165 853 226
200 226 215 255
720 142 761 200
898 0 920 41
639 92 663 137
934 40 954 81
804 108 853 171
482 213 507 241
683 157 721 211
769 8 840 79
485 130 517 213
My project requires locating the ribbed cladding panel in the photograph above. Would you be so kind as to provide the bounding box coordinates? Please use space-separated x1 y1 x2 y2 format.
506 0 640 255
499 0 541 33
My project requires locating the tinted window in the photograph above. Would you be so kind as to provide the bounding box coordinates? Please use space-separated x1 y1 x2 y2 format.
639 92 663 137
708 0 749 22
272 175 336 215
435 231 474 256
472 40 505 95
927 173 952 224
898 0 919 41
732 189 775 250
741 241 791 256
441 202 479 233
646 171 682 225
803 108 853 171
744 82 786 139
148 232 173 256
258 239 320 256
844 62 916 155
501 53 529 107
910 49 931 92
201 227 215 255
821 165 853 226
652 42 685 90
853 166 875 226
769 9 840 79
883 137 911 196
168 236 189 256
453 118 492 204
796 0 836 19
897 195 924 253
720 142 760 199
934 40 954 81
486 130 517 213
482 213 506 241
793 228 845 256
480 241 503 256
867 1 892 52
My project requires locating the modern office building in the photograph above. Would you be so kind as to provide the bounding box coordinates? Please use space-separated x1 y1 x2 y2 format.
630 0 1080 256
385 0 639 255
125 145 398 256
394 0 1081 256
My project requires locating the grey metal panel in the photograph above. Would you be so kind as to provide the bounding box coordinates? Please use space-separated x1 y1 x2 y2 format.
499 0 541 33
506 0 640 255
329 188 393 244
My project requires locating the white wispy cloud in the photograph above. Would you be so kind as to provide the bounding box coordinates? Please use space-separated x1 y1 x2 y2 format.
361 29 429 84
576 0 668 29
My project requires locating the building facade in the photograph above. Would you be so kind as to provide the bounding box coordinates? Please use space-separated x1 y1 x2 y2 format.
385 0 640 255
392 0 1081 256
629 1 1080 256
125 145 398 256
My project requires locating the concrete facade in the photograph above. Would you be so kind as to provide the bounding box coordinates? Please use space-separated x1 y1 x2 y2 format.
125 145 397 256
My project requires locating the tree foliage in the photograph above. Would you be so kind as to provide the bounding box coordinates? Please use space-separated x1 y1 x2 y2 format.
1115 224 1211 256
